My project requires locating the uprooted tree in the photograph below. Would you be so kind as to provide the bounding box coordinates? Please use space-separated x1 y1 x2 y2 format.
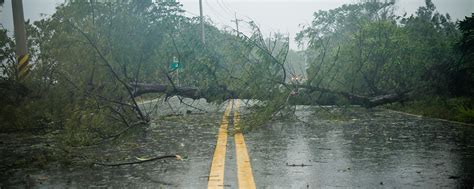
0 0 291 141
0 0 469 142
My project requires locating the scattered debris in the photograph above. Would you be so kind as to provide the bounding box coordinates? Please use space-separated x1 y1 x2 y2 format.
448 175 461 180
315 147 332 150
286 163 313 167
93 154 182 167
309 160 328 163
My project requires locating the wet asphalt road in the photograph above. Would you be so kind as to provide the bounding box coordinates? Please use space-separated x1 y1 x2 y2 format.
244 106 474 188
1 98 474 188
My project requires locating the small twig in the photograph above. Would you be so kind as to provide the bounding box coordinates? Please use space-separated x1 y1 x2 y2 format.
93 155 182 167
166 100 178 114
285 163 313 167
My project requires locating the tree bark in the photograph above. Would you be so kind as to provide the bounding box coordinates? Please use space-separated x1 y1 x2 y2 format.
131 83 203 99
294 84 409 107
132 82 408 107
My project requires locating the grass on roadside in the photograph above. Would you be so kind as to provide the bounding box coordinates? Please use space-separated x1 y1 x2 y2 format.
385 96 474 124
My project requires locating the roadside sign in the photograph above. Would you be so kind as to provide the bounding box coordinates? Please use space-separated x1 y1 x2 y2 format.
170 63 180 69
170 56 181 70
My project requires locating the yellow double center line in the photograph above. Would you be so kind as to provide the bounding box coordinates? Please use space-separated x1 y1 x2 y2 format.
233 99 256 189
208 100 233 188
208 99 256 189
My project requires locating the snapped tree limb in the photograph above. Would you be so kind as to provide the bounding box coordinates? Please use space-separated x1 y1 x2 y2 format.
294 84 410 107
131 83 203 99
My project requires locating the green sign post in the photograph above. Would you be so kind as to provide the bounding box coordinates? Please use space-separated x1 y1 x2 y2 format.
170 56 181 86
170 56 181 70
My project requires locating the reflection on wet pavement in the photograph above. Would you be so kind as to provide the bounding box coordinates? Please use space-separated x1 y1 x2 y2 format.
245 106 474 188
1 103 473 188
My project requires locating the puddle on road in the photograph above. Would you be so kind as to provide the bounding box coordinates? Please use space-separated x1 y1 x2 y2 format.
1 104 473 188
245 106 474 188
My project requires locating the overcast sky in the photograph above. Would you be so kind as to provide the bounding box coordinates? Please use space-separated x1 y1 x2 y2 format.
1 0 473 49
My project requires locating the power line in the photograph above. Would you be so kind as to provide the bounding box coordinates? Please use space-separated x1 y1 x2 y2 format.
184 10 199 17
205 0 229 21
201 0 235 31
220 0 235 15
216 0 233 16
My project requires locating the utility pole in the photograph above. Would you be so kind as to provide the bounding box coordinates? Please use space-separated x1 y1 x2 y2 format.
12 0 27 57
199 0 205 44
12 0 30 80
231 12 242 37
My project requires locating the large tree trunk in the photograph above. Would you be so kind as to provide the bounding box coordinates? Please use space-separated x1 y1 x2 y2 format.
131 83 204 99
132 82 408 108
365 93 408 107
294 84 409 107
